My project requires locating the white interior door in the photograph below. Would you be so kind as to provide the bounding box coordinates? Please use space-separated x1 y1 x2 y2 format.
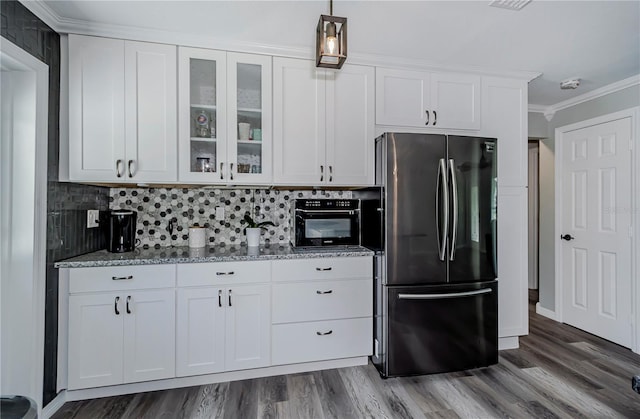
561 117 633 347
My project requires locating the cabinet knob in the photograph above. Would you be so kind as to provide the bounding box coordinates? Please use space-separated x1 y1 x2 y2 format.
127 160 134 178
114 296 120 315
228 289 232 307
425 110 430 126
220 162 224 180
112 275 133 281
230 163 234 181
316 330 333 336
126 296 132 314
329 165 333 182
315 267 333 271
218 289 222 307
433 110 437 126
320 165 324 182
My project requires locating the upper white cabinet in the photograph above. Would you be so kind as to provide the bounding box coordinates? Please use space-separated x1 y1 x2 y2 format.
68 35 177 182
481 77 528 187
178 48 272 184
273 57 374 186
376 67 481 130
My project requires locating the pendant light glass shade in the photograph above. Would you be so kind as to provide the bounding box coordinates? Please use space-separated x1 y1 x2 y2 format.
316 6 347 69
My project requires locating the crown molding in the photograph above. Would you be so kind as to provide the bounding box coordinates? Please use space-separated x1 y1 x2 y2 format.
529 74 640 118
22 0 540 81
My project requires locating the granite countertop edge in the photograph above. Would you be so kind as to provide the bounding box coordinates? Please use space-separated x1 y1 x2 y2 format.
54 246 375 268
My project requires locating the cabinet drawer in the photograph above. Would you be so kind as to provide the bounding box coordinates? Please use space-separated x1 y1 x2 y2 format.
68 265 176 293
177 261 271 287
272 317 372 365
272 279 372 324
272 256 372 282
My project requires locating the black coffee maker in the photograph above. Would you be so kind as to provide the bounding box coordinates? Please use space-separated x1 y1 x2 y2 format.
105 210 137 253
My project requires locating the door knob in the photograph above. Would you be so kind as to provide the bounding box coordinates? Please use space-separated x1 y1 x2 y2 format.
560 234 574 241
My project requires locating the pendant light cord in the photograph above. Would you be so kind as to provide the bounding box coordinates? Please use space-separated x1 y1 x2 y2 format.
330 0 333 16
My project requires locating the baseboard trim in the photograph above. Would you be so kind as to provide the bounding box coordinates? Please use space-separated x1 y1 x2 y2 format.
498 336 519 350
64 356 368 402
41 392 66 419
535 302 559 321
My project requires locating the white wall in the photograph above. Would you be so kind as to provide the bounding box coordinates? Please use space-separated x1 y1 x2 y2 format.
533 84 640 311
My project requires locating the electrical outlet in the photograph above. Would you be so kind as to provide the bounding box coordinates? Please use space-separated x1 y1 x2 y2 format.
87 210 100 228
215 206 225 221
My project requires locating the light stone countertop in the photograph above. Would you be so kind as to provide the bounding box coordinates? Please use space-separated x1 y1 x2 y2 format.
54 244 374 268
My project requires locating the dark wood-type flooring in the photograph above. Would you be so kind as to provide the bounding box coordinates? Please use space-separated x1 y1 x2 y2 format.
52 292 640 418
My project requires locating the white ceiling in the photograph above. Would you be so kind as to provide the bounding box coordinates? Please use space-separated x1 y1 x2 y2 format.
31 0 640 108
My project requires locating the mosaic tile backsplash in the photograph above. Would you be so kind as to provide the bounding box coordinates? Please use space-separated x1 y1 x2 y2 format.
110 188 352 248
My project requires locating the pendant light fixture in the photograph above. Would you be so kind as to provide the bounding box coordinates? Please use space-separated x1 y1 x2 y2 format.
316 0 347 69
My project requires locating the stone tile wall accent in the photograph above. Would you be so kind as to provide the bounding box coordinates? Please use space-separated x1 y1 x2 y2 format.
110 188 352 247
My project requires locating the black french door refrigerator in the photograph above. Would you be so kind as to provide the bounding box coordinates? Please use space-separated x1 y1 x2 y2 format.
366 132 498 378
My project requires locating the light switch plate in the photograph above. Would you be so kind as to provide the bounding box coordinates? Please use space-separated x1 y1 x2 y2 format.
87 210 100 228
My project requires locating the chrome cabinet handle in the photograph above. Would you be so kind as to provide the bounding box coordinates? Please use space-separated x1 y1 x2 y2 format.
437 158 449 261
316 330 333 336
316 290 333 294
114 296 120 315
116 159 123 178
315 267 332 271
126 296 132 314
228 289 232 307
127 160 134 178
218 289 222 307
433 110 437 126
112 275 133 281
230 163 234 181
216 271 235 276
329 165 333 182
320 165 324 182
220 162 224 180
425 110 430 126
449 159 458 261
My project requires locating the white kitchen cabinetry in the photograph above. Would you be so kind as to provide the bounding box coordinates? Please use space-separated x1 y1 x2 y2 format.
178 48 272 184
68 34 177 182
175 261 271 376
67 265 176 390
376 67 481 130
481 76 529 341
271 256 373 365
273 57 374 186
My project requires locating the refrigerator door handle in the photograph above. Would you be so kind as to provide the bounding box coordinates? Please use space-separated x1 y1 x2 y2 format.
436 158 448 261
398 288 492 300
448 158 458 261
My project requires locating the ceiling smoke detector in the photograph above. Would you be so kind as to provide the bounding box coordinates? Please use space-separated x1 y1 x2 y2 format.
489 0 532 11
560 78 581 90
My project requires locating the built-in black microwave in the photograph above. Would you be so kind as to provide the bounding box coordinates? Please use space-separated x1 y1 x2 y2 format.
292 199 360 247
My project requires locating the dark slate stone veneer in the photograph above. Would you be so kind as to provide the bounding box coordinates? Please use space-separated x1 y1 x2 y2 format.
1 0 110 406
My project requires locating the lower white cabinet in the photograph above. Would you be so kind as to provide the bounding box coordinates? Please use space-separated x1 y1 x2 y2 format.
271 256 373 366
272 317 372 365
176 283 271 377
68 288 175 390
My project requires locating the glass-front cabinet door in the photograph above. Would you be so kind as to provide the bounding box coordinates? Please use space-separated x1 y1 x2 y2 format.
178 47 227 183
179 48 271 184
227 53 272 184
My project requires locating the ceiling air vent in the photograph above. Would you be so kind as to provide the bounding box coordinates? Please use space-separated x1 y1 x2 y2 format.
489 0 532 11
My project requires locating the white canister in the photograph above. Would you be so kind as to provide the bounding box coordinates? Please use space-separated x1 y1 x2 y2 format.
188 226 206 248
238 123 251 141
246 227 261 247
